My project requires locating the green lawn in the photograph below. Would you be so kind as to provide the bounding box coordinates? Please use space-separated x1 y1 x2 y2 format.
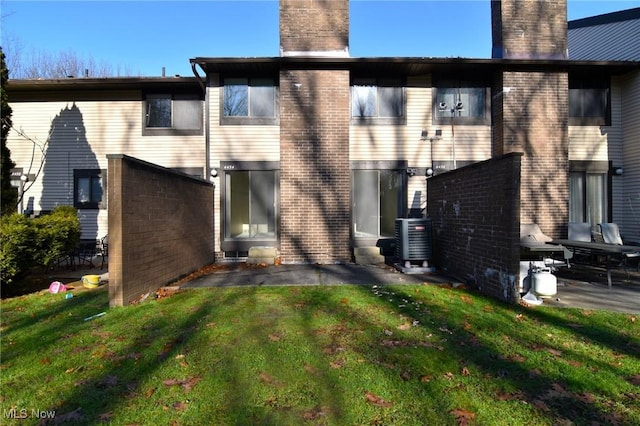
1 282 639 425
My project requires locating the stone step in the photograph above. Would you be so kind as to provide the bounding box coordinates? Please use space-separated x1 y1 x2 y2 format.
247 246 278 265
354 247 385 265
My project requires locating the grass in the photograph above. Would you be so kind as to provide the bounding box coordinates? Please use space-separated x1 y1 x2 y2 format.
1 280 639 425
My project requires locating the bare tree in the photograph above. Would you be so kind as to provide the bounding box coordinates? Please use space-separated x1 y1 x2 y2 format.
2 35 136 79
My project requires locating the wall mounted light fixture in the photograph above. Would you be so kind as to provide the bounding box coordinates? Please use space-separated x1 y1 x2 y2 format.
613 167 623 176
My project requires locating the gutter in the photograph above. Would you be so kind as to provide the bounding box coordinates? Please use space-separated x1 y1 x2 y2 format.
190 62 211 183
191 62 206 93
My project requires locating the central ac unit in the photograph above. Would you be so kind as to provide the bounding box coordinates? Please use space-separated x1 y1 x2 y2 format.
395 218 432 265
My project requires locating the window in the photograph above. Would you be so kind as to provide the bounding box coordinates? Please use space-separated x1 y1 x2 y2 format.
74 169 105 209
352 167 405 239
352 78 404 124
222 78 278 125
569 76 610 126
143 93 203 136
433 79 489 125
221 162 279 251
569 161 610 225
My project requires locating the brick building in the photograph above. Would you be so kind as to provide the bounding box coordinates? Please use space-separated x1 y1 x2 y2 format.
6 1 640 304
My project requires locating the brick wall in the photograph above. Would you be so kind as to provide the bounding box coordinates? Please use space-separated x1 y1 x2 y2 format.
427 153 522 302
491 0 567 59
279 69 351 263
107 155 214 306
280 0 349 53
504 71 569 237
492 0 569 238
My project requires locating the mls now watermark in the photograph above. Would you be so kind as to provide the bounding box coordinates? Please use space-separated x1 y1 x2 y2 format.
4 408 56 420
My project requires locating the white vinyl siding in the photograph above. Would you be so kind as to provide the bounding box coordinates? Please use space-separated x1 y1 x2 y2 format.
7 91 205 239
619 71 640 242
207 75 280 254
350 74 492 222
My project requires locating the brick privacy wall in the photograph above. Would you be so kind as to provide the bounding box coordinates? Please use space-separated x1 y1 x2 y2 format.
495 71 569 238
279 69 351 263
427 153 522 303
107 155 214 307
491 0 567 59
280 0 349 53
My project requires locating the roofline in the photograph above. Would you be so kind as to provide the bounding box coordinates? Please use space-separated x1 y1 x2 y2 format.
5 76 200 92
6 58 638 93
568 7 640 30
190 56 639 74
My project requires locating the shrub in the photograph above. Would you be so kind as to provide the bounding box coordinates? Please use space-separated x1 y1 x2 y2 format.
32 206 81 270
0 213 36 284
0 206 80 285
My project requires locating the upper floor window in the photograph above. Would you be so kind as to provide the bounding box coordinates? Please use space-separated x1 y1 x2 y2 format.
352 78 404 124
433 79 490 125
143 93 203 136
569 76 610 126
74 169 105 209
222 78 278 125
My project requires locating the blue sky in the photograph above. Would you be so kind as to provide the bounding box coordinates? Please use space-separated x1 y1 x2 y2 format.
2 1 639 77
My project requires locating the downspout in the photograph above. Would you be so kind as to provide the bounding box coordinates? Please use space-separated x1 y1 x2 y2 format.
191 62 210 180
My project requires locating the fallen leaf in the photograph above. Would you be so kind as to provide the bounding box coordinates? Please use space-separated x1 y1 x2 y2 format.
577 392 596 404
39 357 51 365
182 376 201 392
330 359 344 369
444 372 455 380
400 370 411 381
145 388 156 397
268 332 282 341
162 376 202 392
451 408 476 425
99 411 113 422
460 295 474 304
630 316 637 323
461 367 470 376
547 348 563 357
304 364 319 375
365 391 393 408
419 375 432 383
173 401 188 411
508 354 526 363
627 374 640 386
397 323 411 331
302 406 325 420
531 399 550 412
259 372 277 384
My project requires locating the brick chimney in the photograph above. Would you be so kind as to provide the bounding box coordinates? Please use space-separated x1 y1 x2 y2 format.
279 0 351 263
491 0 569 237
280 0 349 56
491 0 567 59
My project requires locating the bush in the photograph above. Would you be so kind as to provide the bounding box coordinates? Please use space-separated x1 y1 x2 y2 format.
32 206 81 270
0 213 36 284
0 206 80 285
